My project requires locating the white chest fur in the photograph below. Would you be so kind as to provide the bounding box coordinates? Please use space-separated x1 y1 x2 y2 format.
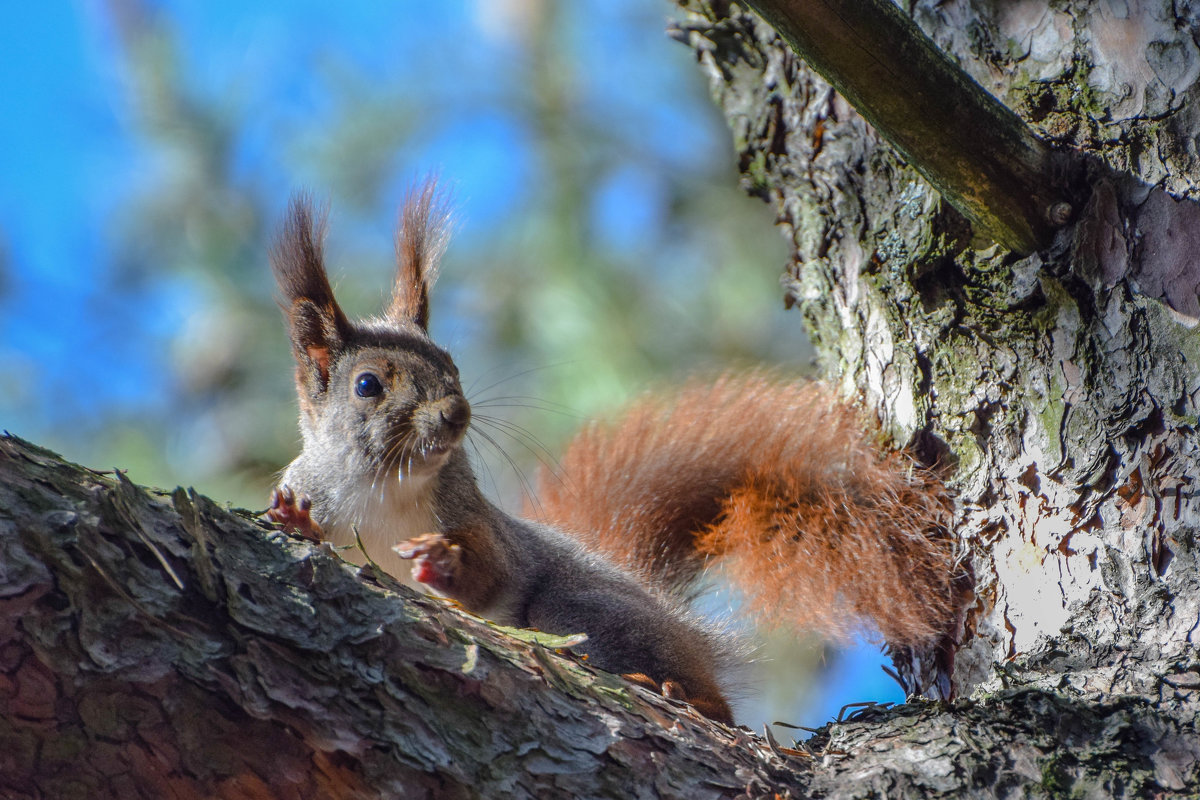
322 471 440 578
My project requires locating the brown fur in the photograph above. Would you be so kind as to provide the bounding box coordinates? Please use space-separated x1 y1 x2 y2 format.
531 373 965 647
271 195 351 397
272 195 335 316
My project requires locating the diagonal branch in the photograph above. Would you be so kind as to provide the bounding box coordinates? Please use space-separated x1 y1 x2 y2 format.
743 0 1076 253
0 435 802 798
1 437 1196 795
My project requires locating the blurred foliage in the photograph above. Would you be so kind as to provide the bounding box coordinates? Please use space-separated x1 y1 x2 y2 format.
5 0 865 728
87 0 803 510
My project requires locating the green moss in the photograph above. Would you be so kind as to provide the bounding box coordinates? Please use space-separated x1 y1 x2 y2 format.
1040 751 1077 797
949 435 984 487
1035 374 1067 468
592 678 640 712
497 626 589 650
1061 56 1102 116
1033 276 1075 332
742 150 771 194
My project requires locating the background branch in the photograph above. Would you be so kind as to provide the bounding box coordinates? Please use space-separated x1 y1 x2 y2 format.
742 0 1076 253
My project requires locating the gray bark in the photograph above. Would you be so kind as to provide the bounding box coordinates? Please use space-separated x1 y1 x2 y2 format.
669 0 1200 793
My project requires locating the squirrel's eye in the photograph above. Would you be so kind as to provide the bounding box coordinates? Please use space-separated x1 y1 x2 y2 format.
355 373 383 398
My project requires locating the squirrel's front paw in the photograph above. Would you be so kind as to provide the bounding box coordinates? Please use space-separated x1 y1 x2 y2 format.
394 533 461 593
621 673 731 723
266 486 323 542
624 672 689 702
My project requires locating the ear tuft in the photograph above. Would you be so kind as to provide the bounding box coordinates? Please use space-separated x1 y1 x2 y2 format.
389 179 452 331
271 193 351 391
272 194 339 312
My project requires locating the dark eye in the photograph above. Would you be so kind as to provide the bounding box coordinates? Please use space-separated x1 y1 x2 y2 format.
355 372 383 398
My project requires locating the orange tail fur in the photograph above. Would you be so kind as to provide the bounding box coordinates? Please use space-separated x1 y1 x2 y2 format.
530 372 965 647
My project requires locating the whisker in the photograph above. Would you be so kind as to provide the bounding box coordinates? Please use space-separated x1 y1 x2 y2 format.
470 395 583 420
374 430 410 487
463 360 522 398
374 429 418 504
465 361 572 403
472 414 563 473
466 436 504 502
472 413 576 504
469 427 543 516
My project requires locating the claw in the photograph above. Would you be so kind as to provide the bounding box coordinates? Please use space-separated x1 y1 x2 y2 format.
265 485 323 541
393 533 461 592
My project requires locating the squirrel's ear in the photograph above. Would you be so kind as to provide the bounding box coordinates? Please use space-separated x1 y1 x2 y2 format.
388 180 450 332
271 194 351 391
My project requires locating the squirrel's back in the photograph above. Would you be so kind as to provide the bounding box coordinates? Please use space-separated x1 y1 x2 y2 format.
530 372 965 648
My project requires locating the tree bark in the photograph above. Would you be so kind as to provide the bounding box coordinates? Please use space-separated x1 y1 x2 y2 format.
741 0 1074 253
2 432 1198 796
668 0 1200 792
0 435 799 799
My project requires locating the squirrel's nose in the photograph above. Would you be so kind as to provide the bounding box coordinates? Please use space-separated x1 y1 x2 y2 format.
437 395 471 432
414 394 470 444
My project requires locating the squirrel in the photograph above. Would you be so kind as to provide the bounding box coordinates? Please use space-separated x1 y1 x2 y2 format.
266 181 968 725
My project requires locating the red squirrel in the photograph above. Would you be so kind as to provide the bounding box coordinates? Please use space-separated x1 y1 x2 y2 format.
266 182 967 724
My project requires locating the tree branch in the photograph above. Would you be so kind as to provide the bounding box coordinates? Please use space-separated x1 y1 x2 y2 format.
0 434 807 798
3 435 1198 796
740 0 1075 253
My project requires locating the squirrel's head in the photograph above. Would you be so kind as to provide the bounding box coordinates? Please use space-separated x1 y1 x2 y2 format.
271 181 470 479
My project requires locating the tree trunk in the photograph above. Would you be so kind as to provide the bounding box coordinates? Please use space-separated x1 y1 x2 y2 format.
5 1 1200 797
668 0 1200 792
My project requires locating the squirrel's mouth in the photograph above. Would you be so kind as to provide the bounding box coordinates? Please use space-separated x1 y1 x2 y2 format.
396 438 459 477
404 395 471 471
421 441 454 458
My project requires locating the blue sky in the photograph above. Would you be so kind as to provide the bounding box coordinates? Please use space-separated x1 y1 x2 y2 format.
1 6 126 399
0 1 732 428
0 0 903 731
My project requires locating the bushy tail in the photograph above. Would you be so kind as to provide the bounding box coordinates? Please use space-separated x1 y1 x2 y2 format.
529 372 966 647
